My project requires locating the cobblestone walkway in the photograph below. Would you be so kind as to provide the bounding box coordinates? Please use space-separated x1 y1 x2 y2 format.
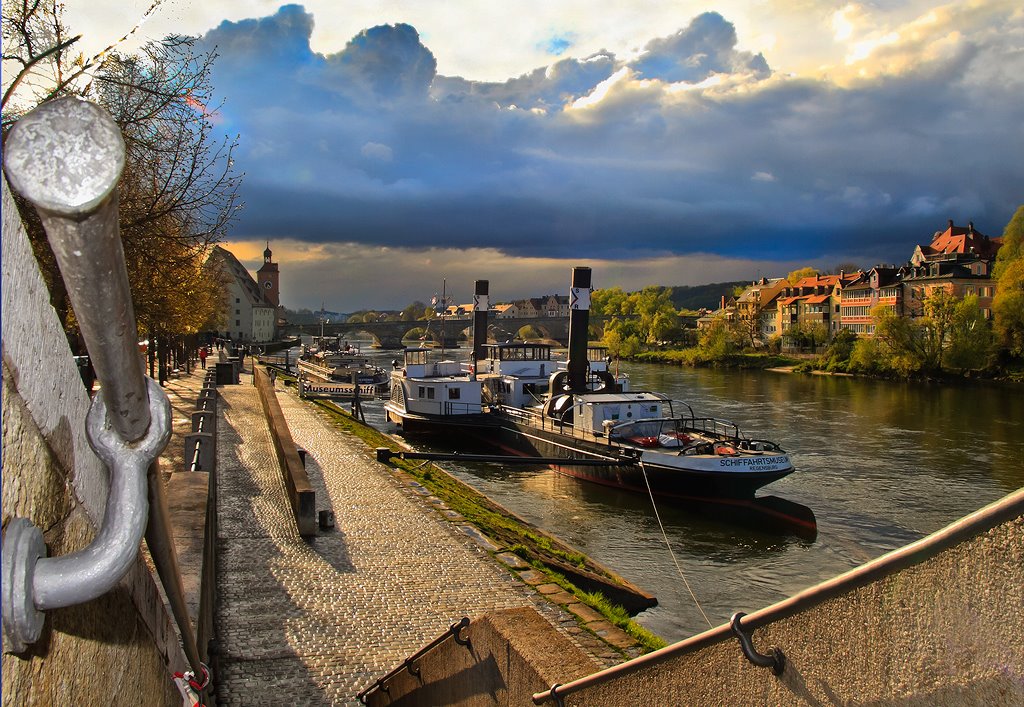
213 373 609 706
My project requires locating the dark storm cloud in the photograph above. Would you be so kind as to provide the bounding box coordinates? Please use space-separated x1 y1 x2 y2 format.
201 5 1024 269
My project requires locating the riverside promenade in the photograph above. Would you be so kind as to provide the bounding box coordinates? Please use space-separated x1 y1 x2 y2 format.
158 364 618 706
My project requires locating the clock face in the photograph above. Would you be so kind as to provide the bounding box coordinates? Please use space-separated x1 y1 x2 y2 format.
264 281 272 289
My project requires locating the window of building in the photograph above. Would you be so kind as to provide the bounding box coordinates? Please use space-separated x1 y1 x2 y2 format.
236 298 240 303
235 320 240 326
236 309 240 315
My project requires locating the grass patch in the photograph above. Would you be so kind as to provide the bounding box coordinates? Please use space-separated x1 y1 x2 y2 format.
578 590 667 652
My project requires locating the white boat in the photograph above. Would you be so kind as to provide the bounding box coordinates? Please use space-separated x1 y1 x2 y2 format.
384 347 488 432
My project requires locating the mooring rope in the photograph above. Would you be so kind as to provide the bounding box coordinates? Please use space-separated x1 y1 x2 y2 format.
638 461 714 629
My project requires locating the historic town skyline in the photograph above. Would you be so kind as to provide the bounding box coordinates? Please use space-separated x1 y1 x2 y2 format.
63 1 1023 310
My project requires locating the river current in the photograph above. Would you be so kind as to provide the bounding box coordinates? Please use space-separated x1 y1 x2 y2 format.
312 341 1024 643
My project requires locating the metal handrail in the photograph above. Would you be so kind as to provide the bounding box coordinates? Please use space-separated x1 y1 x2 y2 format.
357 618 471 703
1 97 204 677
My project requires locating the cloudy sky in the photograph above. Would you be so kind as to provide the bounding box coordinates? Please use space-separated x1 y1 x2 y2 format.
60 0 1024 310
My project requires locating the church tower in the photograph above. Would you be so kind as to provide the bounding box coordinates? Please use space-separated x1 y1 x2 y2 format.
256 242 280 307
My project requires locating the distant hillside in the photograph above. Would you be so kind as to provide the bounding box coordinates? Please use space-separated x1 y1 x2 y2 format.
669 281 747 311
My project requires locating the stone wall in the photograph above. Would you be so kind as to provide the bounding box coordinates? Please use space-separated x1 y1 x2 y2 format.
2 177 185 704
363 490 1023 706
563 510 1023 705
365 608 600 707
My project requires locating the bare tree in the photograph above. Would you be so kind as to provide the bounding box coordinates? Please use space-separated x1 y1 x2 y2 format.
3 1 242 354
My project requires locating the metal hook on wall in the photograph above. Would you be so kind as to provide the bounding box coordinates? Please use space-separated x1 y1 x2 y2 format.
1 97 172 654
450 616 471 646
730 612 785 676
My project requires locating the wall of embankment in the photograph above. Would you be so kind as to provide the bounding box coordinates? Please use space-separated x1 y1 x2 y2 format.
368 487 1024 705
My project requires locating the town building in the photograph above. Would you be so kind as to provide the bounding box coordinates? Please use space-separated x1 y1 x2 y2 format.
208 245 277 343
734 277 787 343
494 303 518 319
838 266 902 335
902 220 1001 319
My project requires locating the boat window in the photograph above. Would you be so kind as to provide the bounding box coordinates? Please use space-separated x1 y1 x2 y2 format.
448 388 461 400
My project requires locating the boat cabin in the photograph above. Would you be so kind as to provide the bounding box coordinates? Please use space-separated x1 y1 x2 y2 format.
572 391 671 436
389 348 483 418
480 343 553 376
479 343 554 408
586 346 612 373
399 347 467 379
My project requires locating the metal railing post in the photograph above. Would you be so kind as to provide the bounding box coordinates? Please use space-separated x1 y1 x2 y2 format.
1 97 203 679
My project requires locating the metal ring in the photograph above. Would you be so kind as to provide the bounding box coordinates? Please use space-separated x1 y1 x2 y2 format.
550 683 565 707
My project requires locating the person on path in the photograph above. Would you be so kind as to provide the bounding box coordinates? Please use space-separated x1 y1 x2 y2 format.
199 346 207 369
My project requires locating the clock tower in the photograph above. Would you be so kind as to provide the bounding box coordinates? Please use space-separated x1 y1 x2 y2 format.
256 243 280 307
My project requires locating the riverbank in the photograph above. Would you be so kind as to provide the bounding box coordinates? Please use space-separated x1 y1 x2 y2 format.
627 348 1024 385
274 375 667 654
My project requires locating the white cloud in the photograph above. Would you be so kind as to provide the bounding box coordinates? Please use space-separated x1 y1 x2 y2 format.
361 142 394 162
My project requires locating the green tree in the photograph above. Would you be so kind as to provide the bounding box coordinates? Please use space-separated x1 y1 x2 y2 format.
820 328 857 371
786 267 819 284
922 288 959 369
945 295 993 371
993 205 1024 358
872 305 927 375
848 336 881 373
594 285 678 352
3 2 242 348
697 318 744 359
401 300 429 321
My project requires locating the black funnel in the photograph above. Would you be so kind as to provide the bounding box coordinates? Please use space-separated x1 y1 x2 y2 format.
566 267 592 392
472 280 489 365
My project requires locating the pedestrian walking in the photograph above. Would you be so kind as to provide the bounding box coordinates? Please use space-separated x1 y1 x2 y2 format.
199 346 207 369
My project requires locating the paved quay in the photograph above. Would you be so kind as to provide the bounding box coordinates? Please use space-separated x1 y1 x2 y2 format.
165 364 620 706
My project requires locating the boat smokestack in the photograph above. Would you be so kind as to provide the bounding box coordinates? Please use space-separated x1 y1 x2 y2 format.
566 266 592 393
472 279 489 365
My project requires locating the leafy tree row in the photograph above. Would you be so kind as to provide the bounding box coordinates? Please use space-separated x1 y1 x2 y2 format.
591 286 681 357
593 205 1024 378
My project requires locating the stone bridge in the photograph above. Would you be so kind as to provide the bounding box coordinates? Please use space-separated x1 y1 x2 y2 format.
284 315 577 349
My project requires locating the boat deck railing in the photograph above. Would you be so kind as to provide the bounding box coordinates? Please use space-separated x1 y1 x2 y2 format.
407 400 484 416
496 404 601 445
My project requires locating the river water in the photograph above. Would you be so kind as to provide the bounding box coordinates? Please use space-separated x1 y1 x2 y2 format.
313 341 1024 644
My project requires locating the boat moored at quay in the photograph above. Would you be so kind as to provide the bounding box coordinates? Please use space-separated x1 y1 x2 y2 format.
297 339 390 399
385 269 798 505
